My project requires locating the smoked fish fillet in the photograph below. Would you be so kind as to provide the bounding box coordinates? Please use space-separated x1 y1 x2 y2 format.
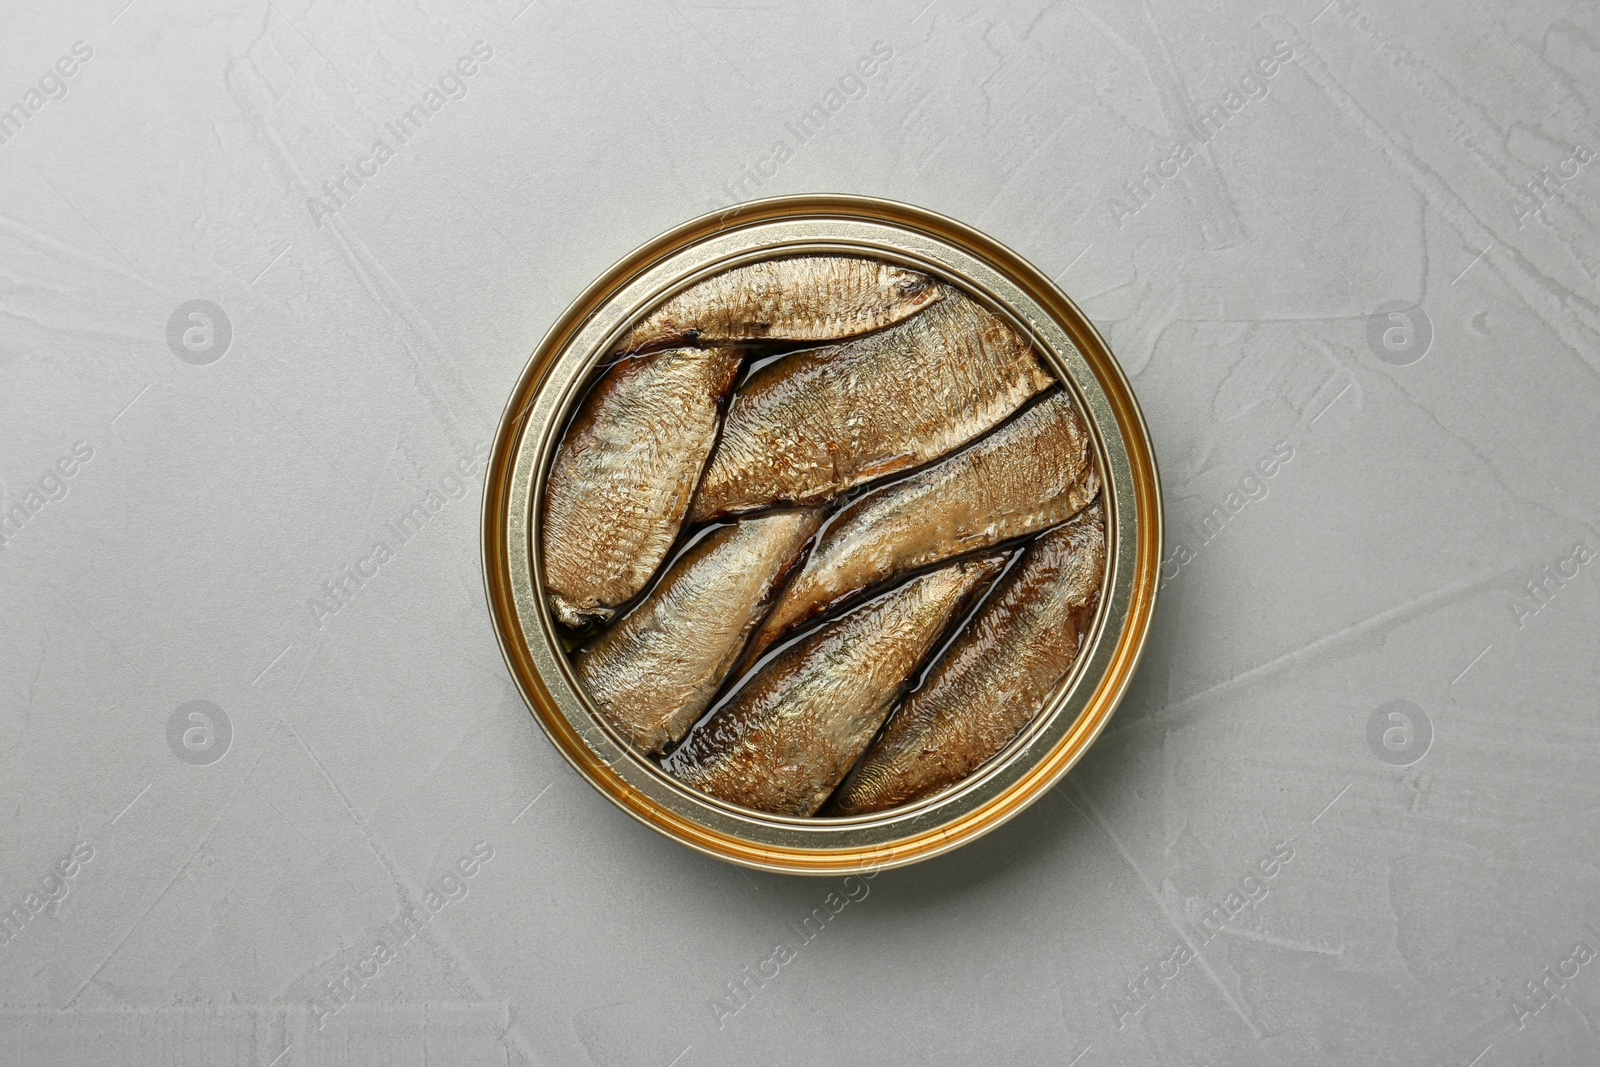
741 390 1098 666
619 255 942 352
574 509 822 755
690 291 1053 521
664 556 1004 816
541 347 741 628
829 502 1105 815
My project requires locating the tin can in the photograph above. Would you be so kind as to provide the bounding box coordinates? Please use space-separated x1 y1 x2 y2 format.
482 195 1161 874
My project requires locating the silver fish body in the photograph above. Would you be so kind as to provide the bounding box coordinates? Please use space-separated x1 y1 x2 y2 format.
573 509 823 755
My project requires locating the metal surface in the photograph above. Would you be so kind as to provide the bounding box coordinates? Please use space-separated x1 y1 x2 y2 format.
3 0 1599 1063
482 196 1161 873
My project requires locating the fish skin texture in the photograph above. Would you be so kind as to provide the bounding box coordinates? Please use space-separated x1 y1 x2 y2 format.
689 290 1055 522
618 255 942 353
828 502 1106 816
573 508 823 756
741 389 1098 666
541 347 742 629
663 555 1006 816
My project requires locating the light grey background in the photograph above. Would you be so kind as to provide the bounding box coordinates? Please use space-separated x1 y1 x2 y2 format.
2 0 1597 1063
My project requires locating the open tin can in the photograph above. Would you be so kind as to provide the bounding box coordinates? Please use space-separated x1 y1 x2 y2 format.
482 195 1161 874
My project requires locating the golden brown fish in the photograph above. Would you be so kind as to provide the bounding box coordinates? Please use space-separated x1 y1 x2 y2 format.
741 390 1098 666
663 555 1005 816
618 255 942 353
573 508 823 755
689 290 1055 522
828 502 1106 815
541 347 742 629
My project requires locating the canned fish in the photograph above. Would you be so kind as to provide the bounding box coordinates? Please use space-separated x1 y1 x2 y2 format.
482 195 1161 874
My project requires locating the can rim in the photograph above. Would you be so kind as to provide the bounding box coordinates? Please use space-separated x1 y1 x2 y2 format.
481 194 1162 874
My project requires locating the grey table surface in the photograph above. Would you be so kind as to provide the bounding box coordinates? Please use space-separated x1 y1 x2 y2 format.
3 0 1598 1063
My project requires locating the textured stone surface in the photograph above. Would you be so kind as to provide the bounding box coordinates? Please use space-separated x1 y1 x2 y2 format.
1 1 1597 1063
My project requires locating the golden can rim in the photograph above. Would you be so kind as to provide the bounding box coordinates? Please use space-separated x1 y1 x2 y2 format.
481 194 1162 875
